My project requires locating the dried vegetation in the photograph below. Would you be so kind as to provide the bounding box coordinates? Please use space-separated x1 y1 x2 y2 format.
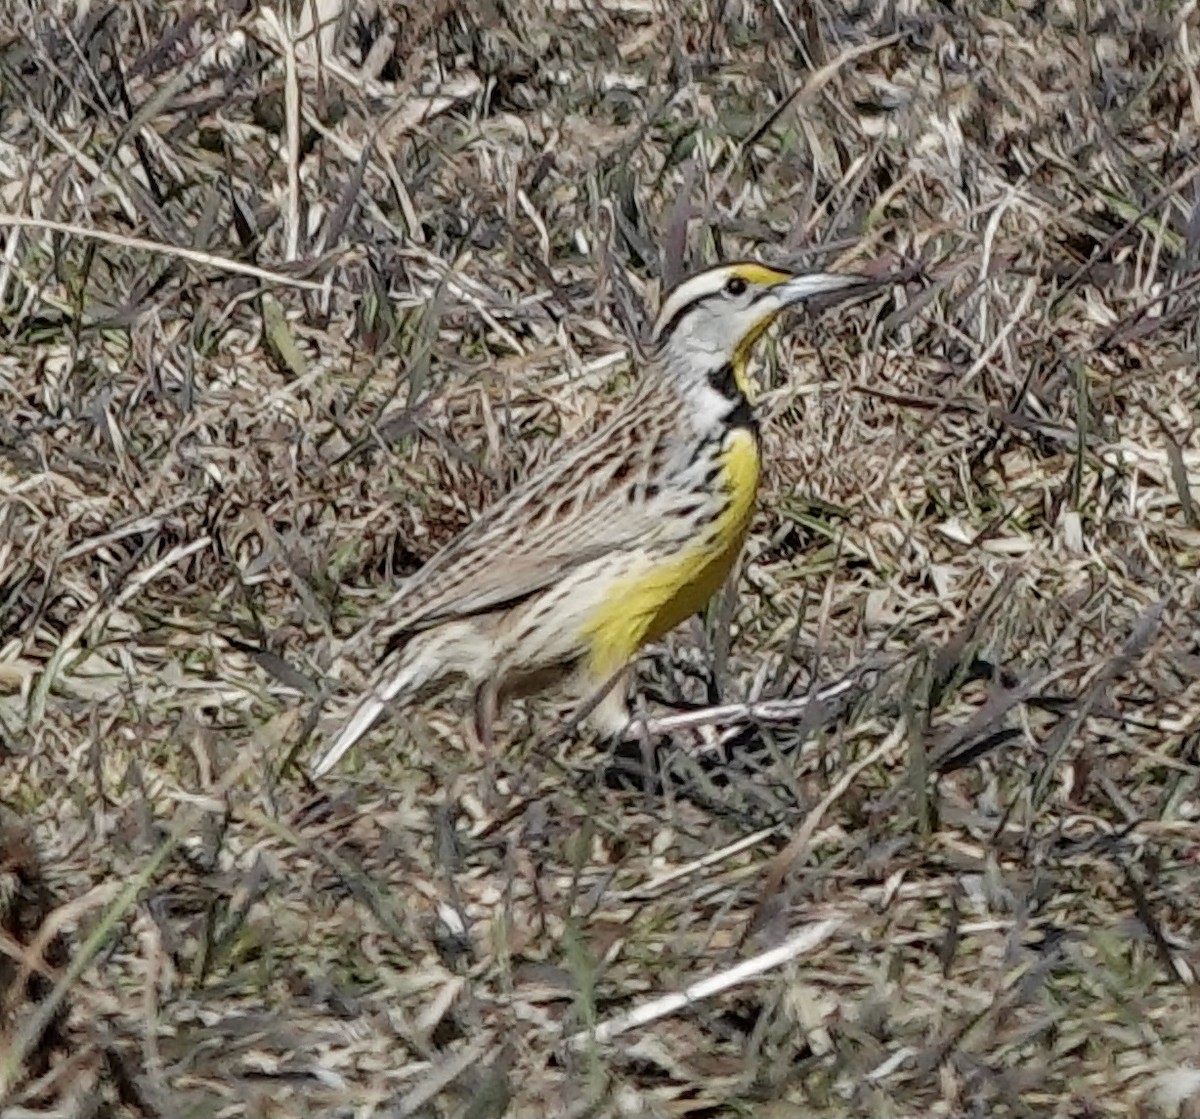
2 0 1200 1115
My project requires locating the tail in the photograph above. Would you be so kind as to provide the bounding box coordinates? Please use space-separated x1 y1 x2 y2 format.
310 659 420 777
311 623 478 777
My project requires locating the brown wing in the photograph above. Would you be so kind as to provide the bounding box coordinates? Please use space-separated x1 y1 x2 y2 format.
358 392 679 645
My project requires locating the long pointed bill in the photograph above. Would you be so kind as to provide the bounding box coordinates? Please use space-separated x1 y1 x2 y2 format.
775 271 875 307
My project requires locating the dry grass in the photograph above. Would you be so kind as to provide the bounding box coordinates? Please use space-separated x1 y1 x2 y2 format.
2 0 1200 1115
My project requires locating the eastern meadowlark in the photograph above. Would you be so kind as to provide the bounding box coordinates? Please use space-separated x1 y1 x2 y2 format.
312 261 869 777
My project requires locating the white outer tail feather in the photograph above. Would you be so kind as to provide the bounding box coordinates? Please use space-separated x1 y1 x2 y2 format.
310 662 418 777
312 621 486 777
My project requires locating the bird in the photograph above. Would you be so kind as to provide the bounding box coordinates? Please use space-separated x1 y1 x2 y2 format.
311 260 870 778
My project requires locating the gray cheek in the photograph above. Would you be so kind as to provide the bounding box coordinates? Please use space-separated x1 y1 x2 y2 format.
694 329 727 358
673 334 719 363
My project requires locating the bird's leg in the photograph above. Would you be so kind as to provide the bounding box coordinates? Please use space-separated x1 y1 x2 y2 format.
472 677 506 806
599 672 729 795
472 680 498 752
586 667 633 739
587 669 672 793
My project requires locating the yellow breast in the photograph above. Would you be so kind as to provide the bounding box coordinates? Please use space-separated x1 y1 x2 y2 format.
583 428 761 679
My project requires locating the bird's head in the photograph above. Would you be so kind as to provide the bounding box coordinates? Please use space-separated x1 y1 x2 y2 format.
650 262 869 416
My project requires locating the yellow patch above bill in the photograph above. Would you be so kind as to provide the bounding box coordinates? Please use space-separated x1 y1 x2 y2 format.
725 262 793 288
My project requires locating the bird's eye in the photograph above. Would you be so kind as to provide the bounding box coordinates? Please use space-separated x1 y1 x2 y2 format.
724 276 748 297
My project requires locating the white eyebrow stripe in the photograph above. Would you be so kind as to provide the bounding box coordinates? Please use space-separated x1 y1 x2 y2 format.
651 270 730 340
